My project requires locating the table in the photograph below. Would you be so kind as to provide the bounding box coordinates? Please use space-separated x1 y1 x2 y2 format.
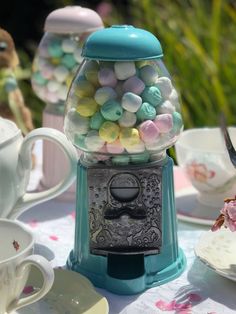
20 143 236 314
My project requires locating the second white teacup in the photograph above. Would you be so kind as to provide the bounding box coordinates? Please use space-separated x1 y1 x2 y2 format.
0 219 54 314
175 127 236 207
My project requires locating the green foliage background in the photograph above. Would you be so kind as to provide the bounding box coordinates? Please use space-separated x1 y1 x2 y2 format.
13 0 236 131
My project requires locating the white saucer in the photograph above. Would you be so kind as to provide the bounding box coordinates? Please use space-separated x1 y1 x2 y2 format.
16 268 109 314
195 228 236 282
176 188 221 226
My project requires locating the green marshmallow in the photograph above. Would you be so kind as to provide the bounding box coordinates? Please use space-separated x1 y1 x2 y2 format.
112 155 130 166
62 54 77 69
101 100 123 121
32 72 47 85
136 102 156 121
172 111 183 134
48 39 63 58
90 111 105 130
131 151 150 164
141 86 162 107
74 133 86 149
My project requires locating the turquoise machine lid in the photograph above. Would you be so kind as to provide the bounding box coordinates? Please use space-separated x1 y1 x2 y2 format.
82 25 163 61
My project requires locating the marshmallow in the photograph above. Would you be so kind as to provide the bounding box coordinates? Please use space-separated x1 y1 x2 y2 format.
98 68 117 88
169 88 179 107
73 47 83 63
84 130 105 151
62 38 78 53
106 139 124 154
47 80 61 92
114 61 136 80
32 72 47 85
62 53 77 69
139 120 160 143
65 108 90 135
157 100 175 114
58 84 68 101
74 133 86 149
154 114 173 133
84 61 99 86
90 111 105 130
155 77 173 99
172 112 183 134
123 76 145 95
141 86 162 107
101 100 123 121
122 92 142 113
112 155 130 165
119 128 140 148
53 65 69 82
136 102 156 122
94 87 117 106
139 65 158 86
130 151 150 164
99 121 120 143
41 65 54 79
125 139 145 153
76 98 98 117
48 38 63 58
46 91 59 103
118 111 137 127
75 79 95 98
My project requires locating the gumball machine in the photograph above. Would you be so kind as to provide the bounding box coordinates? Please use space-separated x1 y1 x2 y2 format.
65 25 186 294
31 6 103 200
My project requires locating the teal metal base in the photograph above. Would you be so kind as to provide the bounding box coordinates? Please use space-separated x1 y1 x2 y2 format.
67 156 187 295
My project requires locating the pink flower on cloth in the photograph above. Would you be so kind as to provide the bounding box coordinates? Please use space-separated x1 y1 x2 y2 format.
211 197 236 232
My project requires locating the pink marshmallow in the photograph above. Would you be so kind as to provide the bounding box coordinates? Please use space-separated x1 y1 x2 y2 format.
123 76 145 95
139 120 160 143
106 139 125 154
98 68 117 88
97 145 110 161
154 114 173 133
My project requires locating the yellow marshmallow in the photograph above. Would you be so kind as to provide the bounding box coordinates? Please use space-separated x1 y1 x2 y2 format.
76 98 98 117
75 79 95 98
99 121 120 143
119 128 140 148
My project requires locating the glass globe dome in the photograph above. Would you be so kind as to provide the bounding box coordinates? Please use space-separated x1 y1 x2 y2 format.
31 6 103 106
64 26 183 164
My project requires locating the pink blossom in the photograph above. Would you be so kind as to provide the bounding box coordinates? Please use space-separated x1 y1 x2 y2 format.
220 200 236 232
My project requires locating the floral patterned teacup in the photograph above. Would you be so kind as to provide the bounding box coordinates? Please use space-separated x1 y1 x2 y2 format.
0 219 54 314
175 127 236 207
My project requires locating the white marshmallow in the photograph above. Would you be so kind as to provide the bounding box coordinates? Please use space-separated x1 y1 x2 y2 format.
122 92 142 113
126 140 145 153
84 130 105 151
58 84 68 101
118 111 137 127
114 61 136 80
54 65 69 82
65 108 90 135
73 47 83 63
156 100 176 114
62 38 78 53
139 65 158 86
155 77 173 99
94 87 117 105
47 80 61 92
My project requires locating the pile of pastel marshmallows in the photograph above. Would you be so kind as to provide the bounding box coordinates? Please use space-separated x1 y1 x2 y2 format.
32 35 83 104
65 60 183 157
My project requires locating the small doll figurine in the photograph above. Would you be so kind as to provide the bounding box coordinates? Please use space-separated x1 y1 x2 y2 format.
0 27 34 135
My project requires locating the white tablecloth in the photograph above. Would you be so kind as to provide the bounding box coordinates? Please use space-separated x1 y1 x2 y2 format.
20 142 236 314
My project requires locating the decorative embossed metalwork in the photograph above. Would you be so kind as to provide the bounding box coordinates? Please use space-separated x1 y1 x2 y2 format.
87 163 162 256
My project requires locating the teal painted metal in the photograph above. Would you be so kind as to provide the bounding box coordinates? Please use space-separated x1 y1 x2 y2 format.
82 25 163 61
67 157 186 295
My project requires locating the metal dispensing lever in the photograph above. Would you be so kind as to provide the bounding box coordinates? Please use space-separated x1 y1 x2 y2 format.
220 113 236 168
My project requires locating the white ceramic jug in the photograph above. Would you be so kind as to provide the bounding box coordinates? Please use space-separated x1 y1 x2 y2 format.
0 118 77 219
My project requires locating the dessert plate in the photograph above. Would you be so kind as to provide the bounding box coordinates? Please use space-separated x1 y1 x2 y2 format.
195 228 236 282
15 268 109 314
176 188 220 226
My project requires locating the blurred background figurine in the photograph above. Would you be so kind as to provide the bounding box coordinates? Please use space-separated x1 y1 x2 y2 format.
0 27 34 135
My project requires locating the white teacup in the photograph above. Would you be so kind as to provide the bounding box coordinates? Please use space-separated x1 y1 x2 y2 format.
0 219 54 314
175 127 236 207
0 118 77 219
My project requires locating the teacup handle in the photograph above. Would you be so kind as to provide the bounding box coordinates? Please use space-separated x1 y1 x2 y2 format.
9 127 78 219
7 254 54 313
